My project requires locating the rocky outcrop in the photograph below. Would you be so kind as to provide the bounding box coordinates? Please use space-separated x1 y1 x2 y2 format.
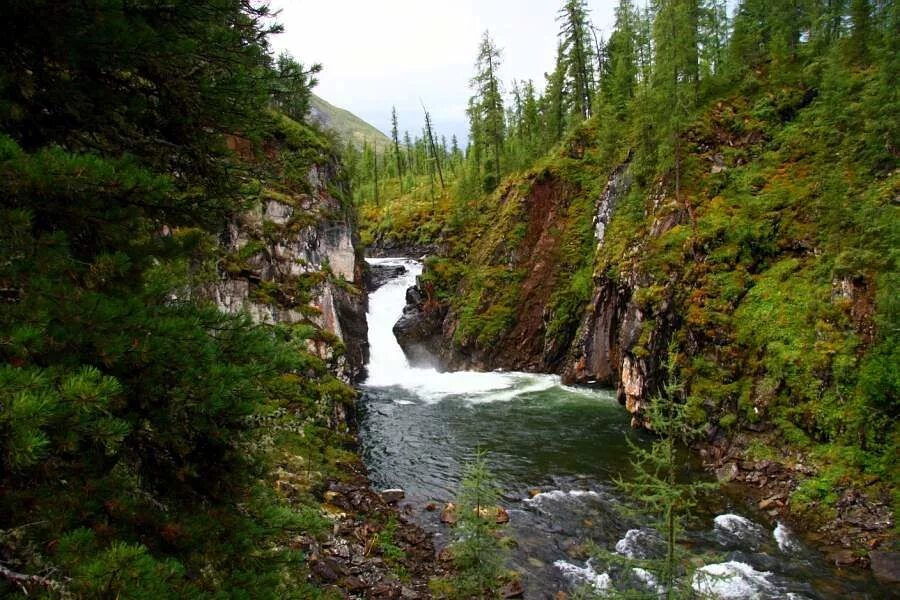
393 160 682 425
364 262 407 292
202 161 369 383
563 174 683 425
393 285 447 368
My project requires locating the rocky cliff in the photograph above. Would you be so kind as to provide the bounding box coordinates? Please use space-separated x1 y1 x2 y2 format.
394 158 675 425
204 124 368 384
389 88 897 559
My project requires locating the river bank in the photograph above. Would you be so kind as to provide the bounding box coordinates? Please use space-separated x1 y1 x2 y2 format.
359 255 894 597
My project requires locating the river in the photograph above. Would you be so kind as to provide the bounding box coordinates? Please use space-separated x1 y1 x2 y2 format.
358 257 879 599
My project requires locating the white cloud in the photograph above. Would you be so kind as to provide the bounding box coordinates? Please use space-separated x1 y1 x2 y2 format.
268 1 618 144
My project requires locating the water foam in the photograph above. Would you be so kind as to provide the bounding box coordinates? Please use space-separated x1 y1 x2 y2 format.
554 559 611 591
524 489 602 504
774 521 803 553
632 567 664 596
364 258 601 404
714 513 767 548
615 528 663 559
692 561 776 599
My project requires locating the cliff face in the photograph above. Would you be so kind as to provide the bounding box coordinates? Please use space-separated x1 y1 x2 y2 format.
396 158 677 424
205 132 368 384
563 168 682 426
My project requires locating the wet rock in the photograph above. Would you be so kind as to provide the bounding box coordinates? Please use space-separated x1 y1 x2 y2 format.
381 488 405 503
828 549 859 567
869 551 900 584
440 502 457 525
425 502 438 511
501 579 524 598
365 263 407 292
393 285 445 367
716 462 740 483
496 507 510 524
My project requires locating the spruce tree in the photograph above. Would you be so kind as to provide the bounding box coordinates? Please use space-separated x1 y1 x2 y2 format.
391 106 405 193
468 31 506 191
558 0 597 120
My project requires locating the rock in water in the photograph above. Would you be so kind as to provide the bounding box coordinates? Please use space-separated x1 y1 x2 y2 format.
381 488 405 503
501 579 524 598
440 502 457 524
365 263 407 291
869 551 900 583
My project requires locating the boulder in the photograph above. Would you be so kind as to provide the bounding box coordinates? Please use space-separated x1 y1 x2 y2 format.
381 488 405 503
365 263 407 291
870 551 900 584
393 287 446 367
501 579 524 598
440 503 457 525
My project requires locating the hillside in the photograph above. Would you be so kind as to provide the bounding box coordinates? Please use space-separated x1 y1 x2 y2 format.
356 0 898 575
308 93 391 150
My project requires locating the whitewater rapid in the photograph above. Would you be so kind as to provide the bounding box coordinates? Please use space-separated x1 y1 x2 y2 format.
363 257 598 404
358 257 876 599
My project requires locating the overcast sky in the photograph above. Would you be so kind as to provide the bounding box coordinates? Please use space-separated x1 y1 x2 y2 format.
268 1 619 145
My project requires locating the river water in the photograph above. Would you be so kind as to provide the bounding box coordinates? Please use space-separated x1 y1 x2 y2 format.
358 258 878 599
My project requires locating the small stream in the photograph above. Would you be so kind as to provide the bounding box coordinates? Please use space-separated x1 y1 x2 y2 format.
359 258 879 599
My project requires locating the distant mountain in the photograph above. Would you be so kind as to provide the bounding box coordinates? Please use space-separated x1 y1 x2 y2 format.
308 94 391 151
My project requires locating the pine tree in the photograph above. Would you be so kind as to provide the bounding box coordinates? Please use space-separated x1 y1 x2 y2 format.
604 0 640 113
468 31 506 191
272 52 322 121
653 0 700 248
391 106 405 193
542 43 569 149
558 0 597 120
614 347 715 598
699 0 730 78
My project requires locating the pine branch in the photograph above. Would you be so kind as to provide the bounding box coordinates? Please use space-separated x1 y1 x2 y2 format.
0 563 66 594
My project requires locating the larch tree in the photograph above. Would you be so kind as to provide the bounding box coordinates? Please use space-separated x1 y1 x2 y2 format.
653 0 700 247
391 106 404 193
468 31 506 191
423 106 445 190
558 0 597 121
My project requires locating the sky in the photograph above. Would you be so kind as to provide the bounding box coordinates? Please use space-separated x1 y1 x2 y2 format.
268 1 619 146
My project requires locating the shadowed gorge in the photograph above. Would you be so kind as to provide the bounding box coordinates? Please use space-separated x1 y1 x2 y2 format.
0 0 897 598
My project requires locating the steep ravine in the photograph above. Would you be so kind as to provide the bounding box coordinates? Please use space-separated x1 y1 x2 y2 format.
390 156 896 581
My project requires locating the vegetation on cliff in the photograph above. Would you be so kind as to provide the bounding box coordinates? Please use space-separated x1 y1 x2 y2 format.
357 0 898 553
0 1 405 596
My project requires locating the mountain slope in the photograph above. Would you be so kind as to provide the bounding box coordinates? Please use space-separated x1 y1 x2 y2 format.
308 93 391 150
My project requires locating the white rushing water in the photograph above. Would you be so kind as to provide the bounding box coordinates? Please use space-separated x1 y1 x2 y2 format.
359 258 865 599
364 257 603 404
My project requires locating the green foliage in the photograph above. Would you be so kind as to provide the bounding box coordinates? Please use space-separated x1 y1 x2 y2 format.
443 450 506 599
611 348 715 598
0 1 362 597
